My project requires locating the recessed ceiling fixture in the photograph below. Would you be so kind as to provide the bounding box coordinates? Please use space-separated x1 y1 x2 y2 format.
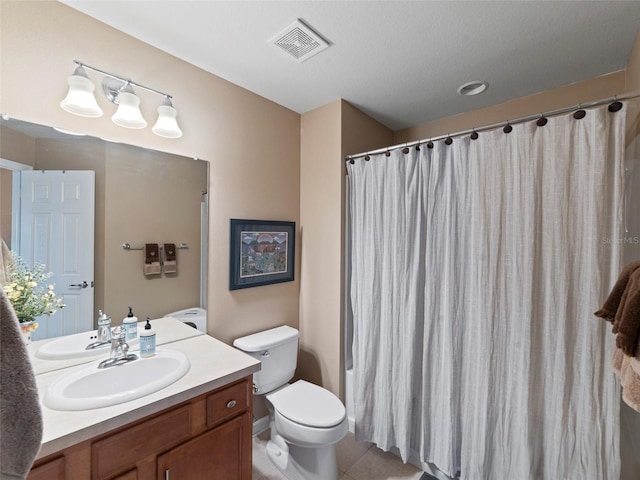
457 81 489 96
269 19 330 63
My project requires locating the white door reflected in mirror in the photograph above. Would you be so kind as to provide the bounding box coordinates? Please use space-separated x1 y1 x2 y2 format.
19 170 95 340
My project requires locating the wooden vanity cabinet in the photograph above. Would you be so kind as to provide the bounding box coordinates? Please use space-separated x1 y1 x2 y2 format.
27 456 65 480
28 377 253 480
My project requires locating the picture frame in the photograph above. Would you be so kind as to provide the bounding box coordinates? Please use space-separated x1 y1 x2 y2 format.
229 219 295 290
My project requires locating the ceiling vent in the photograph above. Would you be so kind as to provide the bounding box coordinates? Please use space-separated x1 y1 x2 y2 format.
269 19 329 63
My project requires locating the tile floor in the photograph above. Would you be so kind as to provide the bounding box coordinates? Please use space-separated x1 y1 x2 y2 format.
252 430 424 480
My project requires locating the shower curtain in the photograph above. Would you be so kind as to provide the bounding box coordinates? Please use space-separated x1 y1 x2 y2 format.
347 104 626 480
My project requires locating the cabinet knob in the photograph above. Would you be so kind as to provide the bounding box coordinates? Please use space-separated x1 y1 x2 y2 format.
226 399 237 409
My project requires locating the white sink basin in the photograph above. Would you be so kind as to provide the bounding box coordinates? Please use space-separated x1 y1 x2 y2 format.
36 329 140 360
44 349 190 411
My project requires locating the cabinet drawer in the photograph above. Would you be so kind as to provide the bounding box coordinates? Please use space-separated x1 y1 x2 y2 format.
27 456 64 480
92 405 192 480
206 380 249 427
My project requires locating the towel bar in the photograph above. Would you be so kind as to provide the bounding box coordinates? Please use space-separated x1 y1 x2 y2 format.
122 243 189 251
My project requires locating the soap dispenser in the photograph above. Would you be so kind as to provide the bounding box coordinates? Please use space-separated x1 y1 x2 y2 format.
122 307 138 341
139 318 156 357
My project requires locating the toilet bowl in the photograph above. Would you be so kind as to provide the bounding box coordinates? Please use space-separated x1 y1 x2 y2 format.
233 326 348 480
268 380 348 447
265 381 348 480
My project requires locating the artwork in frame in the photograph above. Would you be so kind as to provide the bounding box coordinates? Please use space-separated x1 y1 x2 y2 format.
229 219 295 290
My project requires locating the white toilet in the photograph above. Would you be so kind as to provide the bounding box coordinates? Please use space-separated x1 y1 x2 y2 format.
233 325 348 480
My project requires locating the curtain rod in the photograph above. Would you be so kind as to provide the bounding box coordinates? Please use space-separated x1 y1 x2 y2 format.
345 89 640 162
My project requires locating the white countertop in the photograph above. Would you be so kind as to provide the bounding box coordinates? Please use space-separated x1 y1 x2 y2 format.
34 333 260 459
28 317 204 375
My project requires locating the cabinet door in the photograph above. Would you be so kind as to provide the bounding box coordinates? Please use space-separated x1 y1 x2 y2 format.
27 456 64 480
113 470 137 480
157 413 251 480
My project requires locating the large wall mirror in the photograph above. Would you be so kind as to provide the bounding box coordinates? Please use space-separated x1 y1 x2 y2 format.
0 117 208 341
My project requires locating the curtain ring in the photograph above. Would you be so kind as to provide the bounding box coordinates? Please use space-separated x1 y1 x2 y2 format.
573 105 586 120
385 150 391 157
503 123 513 134
536 114 548 127
364 154 370 161
415 143 421 151
470 130 479 140
349 159 355 165
402 146 410 154
444 135 453 145
427 140 434 149
608 100 623 112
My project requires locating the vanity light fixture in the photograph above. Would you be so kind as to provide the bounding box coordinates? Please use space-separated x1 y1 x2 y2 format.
60 60 182 138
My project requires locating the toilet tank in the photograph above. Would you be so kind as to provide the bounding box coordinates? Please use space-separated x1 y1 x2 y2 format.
233 325 299 394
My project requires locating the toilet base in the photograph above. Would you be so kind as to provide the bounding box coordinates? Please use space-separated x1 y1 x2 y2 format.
266 433 340 480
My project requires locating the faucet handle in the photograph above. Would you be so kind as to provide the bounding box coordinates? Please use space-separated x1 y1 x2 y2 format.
97 310 111 326
111 325 125 340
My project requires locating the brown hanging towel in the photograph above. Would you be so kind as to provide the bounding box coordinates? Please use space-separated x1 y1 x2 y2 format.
144 243 161 275
163 243 177 274
595 261 640 356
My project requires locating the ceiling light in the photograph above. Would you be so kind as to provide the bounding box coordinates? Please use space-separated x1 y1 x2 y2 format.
59 65 104 118
457 81 489 97
60 61 182 138
152 97 183 138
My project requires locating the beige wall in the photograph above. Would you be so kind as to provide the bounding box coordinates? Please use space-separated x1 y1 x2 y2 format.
299 99 392 398
299 100 343 395
0 126 36 167
0 126 37 247
626 28 640 143
393 71 626 145
103 145 207 321
627 28 640 92
0 1 301 345
0 169 12 246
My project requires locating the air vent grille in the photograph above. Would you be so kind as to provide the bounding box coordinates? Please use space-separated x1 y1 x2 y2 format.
270 19 329 63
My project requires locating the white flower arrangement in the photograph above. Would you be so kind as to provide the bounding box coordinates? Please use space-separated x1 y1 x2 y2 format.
2 251 65 326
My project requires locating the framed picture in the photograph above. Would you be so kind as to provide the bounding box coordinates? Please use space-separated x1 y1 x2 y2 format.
229 219 295 290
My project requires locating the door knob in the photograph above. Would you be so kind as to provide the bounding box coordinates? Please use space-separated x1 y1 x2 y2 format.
69 281 89 288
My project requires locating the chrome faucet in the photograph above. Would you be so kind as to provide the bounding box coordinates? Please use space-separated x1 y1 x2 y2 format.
86 310 112 350
98 326 138 369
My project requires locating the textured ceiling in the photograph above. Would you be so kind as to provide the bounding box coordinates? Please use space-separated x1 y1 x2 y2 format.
61 0 640 131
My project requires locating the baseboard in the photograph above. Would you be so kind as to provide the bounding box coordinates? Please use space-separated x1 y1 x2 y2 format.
252 415 270 436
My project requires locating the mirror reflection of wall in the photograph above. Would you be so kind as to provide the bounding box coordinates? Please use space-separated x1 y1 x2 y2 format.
0 119 208 331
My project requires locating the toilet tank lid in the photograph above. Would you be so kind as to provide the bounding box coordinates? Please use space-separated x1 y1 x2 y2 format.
233 325 298 352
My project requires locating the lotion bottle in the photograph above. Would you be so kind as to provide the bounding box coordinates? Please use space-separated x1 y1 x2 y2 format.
123 306 138 341
140 318 156 357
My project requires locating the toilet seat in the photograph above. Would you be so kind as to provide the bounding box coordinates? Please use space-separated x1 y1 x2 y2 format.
266 380 345 428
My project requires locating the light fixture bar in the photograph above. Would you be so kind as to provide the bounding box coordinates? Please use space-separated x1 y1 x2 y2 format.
73 60 173 100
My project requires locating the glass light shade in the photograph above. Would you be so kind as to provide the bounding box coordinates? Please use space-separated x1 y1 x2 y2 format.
152 104 183 138
111 91 147 129
60 74 103 118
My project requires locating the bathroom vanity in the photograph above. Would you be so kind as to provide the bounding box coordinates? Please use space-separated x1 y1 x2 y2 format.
25 327 260 479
